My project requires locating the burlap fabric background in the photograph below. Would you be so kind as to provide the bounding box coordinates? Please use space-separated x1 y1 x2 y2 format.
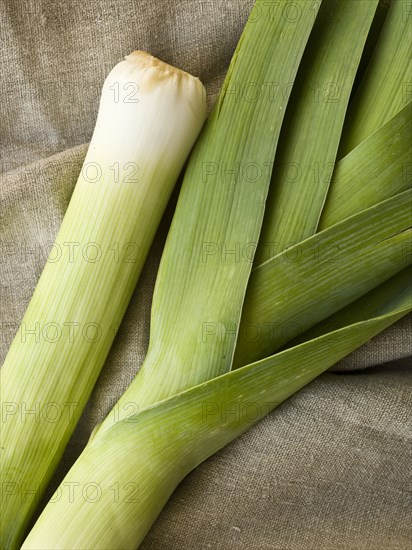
1 1 411 548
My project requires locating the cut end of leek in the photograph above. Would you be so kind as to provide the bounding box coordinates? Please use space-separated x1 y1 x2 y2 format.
125 50 202 82
92 51 207 169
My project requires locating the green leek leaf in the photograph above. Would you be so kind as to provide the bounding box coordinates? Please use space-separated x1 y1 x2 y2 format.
339 0 411 155
256 0 378 262
319 101 412 229
234 190 411 367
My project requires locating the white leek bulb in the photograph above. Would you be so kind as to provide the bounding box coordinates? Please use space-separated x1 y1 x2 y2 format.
88 50 206 183
0 51 206 549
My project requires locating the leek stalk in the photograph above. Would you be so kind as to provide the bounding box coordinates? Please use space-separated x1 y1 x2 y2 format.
0 51 206 548
21 0 323 545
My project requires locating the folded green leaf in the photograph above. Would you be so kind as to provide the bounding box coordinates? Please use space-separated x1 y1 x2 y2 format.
286 266 412 345
339 0 411 155
319 102 412 229
234 190 411 367
350 0 391 96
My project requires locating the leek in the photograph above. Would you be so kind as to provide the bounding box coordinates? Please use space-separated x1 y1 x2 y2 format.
0 51 206 548
20 0 323 545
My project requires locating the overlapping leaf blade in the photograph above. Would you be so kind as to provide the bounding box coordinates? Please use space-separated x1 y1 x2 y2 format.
256 0 378 262
287 267 412 346
339 0 411 155
234 190 411 367
319 102 412 229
